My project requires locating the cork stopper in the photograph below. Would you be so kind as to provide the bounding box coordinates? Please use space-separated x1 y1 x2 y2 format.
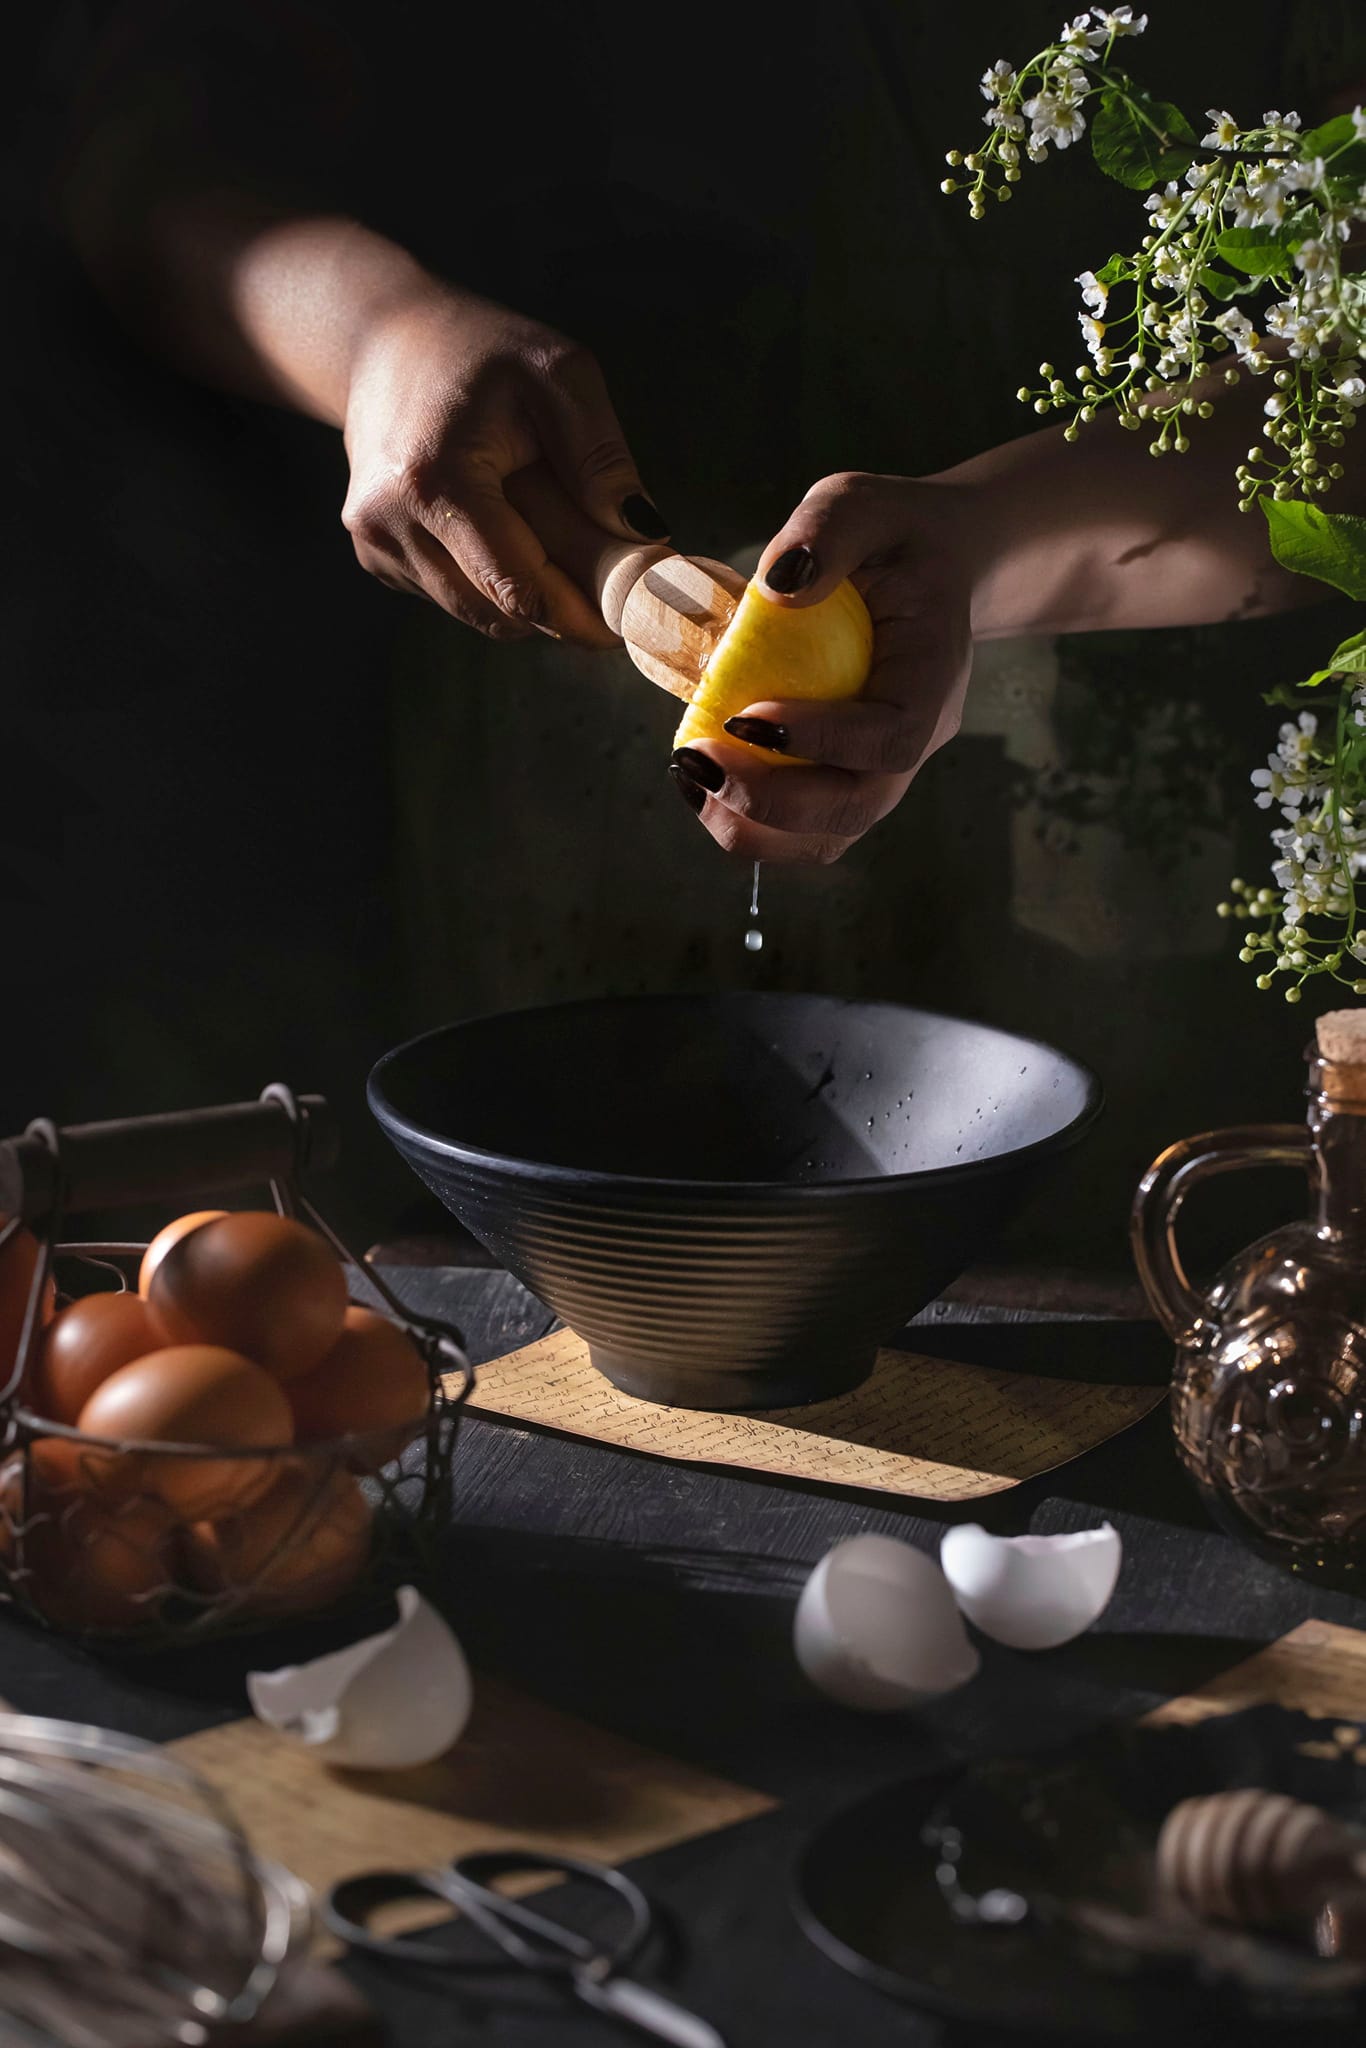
1315 1010 1366 1108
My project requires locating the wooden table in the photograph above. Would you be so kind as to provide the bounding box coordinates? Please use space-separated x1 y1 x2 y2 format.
2 1265 1363 2046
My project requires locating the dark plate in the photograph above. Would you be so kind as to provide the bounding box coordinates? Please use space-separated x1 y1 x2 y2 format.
795 1706 1366 2043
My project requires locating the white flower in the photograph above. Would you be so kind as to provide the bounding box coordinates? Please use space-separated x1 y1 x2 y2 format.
1294 238 1331 278
1144 180 1185 228
1024 88 1087 149
1214 307 1263 362
1262 109 1302 139
1203 109 1239 149
1091 5 1147 32
1336 376 1366 407
1353 107 1366 141
985 105 1026 133
981 60 1016 100
1281 157 1325 193
1058 13 1105 55
1076 269 1109 314
1152 243 1192 288
1251 767 1284 808
1078 313 1109 364
1264 300 1323 359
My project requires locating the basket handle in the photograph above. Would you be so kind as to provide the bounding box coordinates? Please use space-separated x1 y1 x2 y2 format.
0 1086 338 1224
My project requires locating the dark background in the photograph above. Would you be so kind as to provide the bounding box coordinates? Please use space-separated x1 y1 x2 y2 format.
6 1 1366 1264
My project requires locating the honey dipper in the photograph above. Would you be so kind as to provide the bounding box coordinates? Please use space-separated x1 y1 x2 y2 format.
504 462 746 699
1156 1788 1366 1927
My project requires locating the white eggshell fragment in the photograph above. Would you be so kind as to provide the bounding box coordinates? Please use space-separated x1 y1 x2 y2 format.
247 1585 472 1769
940 1522 1122 1651
794 1534 981 1712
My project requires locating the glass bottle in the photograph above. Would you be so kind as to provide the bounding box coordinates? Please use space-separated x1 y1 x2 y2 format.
1132 1013 1366 1582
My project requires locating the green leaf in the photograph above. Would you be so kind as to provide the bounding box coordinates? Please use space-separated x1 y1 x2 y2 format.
1089 89 1196 190
1094 253 1130 287
1263 681 1310 708
1197 266 1247 300
1298 114 1356 156
1215 226 1300 275
1262 499 1366 601
1302 629 1366 688
1297 114 1366 174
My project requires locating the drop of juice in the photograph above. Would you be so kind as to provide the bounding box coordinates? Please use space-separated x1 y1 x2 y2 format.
743 862 763 953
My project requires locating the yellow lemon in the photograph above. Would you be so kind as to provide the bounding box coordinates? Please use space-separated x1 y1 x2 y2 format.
673 578 874 760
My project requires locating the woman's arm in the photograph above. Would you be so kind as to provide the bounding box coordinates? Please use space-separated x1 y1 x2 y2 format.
59 6 665 642
669 380 1360 863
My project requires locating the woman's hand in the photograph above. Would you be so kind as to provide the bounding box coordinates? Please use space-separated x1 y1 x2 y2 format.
667 472 978 863
342 284 669 644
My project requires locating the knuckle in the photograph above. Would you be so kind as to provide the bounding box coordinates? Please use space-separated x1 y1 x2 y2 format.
823 785 876 841
341 493 397 550
868 721 921 776
814 835 853 866
572 432 633 485
482 571 551 628
814 468 877 503
706 809 749 858
395 458 448 517
533 336 598 388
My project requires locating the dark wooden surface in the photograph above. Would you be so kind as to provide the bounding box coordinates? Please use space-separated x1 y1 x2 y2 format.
1 1267 1362 2046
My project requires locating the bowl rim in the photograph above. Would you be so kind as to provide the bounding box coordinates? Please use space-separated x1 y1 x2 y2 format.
367 991 1104 1198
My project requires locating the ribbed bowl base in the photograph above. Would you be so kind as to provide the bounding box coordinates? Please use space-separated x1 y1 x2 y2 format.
585 1339 877 1411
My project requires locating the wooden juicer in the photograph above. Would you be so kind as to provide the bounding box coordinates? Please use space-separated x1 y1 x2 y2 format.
504 463 873 745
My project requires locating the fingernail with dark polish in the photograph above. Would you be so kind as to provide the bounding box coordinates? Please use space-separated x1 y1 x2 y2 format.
621 493 671 541
669 764 706 812
724 715 789 752
764 545 816 594
671 748 725 792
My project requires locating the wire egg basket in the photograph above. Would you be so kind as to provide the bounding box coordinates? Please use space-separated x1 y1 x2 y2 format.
0 1086 472 1646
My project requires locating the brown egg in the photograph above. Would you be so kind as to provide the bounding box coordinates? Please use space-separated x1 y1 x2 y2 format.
0 1443 173 1632
148 1212 347 1382
184 1463 372 1616
138 1210 228 1300
78 1346 293 1519
0 1218 56 1395
30 1292 163 1425
288 1307 431 1467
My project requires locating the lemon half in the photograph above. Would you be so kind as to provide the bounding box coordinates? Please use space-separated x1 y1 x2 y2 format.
673 578 873 758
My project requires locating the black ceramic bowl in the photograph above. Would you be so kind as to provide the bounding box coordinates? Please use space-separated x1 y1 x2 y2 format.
368 994 1101 1410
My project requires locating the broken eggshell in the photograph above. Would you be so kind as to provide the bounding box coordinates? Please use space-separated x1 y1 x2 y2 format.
794 1533 980 1712
247 1584 472 1769
940 1522 1122 1652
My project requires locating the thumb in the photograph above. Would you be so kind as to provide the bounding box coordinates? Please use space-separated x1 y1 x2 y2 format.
530 349 671 545
755 472 901 609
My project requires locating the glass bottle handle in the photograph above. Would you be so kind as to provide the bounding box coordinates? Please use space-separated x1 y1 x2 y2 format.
1130 1125 1312 1344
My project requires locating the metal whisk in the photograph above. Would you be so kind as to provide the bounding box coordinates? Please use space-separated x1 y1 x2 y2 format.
0 1713 307 2046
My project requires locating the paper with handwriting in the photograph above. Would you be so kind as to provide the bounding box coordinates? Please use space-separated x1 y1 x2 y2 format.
452 1327 1164 1501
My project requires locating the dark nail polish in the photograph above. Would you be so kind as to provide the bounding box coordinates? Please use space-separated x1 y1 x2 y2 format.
621 493 671 541
669 764 706 813
724 715 789 753
764 545 816 594
671 748 724 792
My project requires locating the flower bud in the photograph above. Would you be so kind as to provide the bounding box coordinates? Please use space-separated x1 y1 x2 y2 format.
1285 985 1303 1004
